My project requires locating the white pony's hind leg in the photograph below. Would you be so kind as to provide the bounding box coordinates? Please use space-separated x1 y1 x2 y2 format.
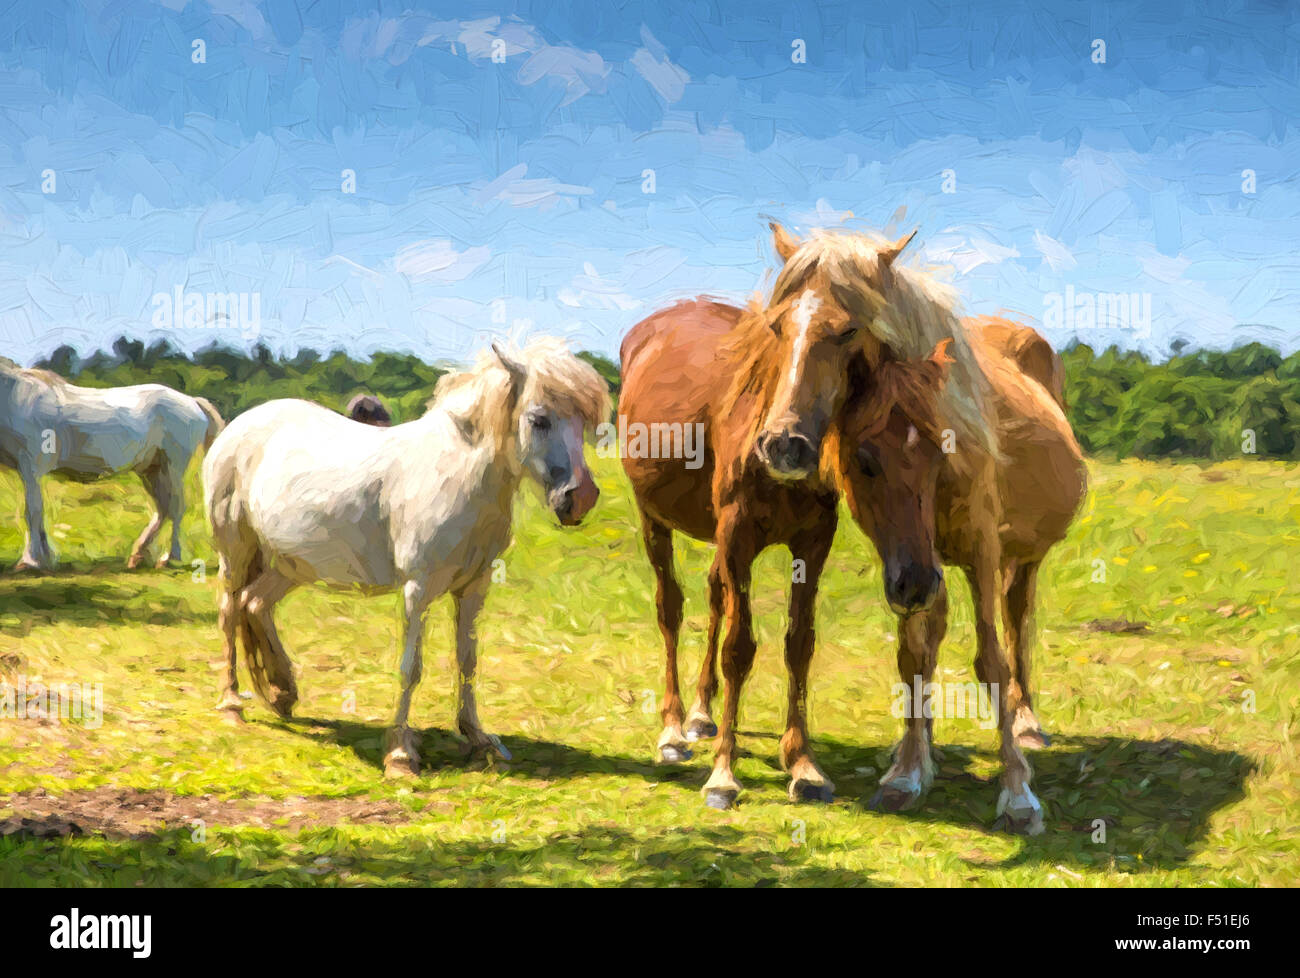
453 574 510 760
240 566 300 718
16 465 53 571
128 463 167 569
158 461 186 567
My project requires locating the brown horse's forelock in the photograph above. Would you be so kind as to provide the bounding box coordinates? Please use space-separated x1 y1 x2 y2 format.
847 357 948 447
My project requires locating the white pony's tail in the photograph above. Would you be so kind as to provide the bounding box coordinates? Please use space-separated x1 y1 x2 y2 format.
194 397 225 451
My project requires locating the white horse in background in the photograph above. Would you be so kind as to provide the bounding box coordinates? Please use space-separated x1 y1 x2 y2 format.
0 358 224 571
203 338 610 777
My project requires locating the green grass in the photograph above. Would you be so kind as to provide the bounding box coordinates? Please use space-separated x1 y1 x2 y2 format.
0 455 1297 886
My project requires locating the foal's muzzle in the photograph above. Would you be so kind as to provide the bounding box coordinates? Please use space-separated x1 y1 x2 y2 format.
885 563 943 616
755 429 818 480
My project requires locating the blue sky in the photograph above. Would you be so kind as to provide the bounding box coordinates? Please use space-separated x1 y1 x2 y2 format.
1 0 1298 365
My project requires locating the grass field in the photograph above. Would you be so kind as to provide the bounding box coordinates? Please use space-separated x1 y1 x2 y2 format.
1 454 1297 886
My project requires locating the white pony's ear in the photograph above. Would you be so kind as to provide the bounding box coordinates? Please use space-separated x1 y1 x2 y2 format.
491 341 527 401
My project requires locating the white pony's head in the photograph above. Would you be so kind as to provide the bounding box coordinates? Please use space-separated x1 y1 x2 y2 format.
432 337 611 526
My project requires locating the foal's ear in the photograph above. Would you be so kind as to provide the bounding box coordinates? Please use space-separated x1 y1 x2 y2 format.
880 229 918 267
926 338 955 383
770 222 801 263
491 341 527 394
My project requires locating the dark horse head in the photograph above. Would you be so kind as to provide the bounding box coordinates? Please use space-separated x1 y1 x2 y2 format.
831 341 953 616
347 394 392 427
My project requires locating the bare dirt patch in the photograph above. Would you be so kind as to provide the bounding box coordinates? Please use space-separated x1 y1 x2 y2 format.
0 787 424 841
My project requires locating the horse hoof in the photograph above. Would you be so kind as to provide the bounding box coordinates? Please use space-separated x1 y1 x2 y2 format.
996 788 1045 835
487 737 513 762
870 783 922 813
1015 729 1052 750
657 744 692 764
218 707 245 727
684 717 717 742
269 691 297 719
383 758 419 779
704 787 738 811
790 779 833 804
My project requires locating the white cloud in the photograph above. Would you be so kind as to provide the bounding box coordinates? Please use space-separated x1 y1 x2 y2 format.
923 234 1021 275
791 198 855 228
393 239 490 283
630 26 689 103
558 262 641 311
475 164 593 210
1033 230 1077 273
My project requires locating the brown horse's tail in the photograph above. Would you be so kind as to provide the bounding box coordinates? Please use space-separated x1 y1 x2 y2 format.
194 397 226 451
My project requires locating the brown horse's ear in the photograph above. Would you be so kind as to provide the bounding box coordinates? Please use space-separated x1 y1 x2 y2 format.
770 222 800 263
927 338 955 383
880 229 918 267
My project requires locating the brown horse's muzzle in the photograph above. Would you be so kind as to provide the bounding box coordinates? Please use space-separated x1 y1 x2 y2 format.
551 468 599 526
755 427 818 480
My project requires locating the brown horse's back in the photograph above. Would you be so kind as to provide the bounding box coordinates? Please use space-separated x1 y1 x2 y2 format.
620 299 742 540
963 323 1085 563
967 316 1067 410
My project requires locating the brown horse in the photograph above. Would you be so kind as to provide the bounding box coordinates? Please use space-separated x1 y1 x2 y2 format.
724 225 1059 831
818 284 1083 839
619 226 951 810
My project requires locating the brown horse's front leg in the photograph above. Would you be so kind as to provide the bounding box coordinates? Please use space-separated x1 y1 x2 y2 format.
966 556 1042 835
641 518 692 764
779 521 836 803
873 579 946 811
683 556 724 743
702 509 757 810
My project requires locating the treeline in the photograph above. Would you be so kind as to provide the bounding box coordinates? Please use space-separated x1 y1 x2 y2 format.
32 337 1300 460
1061 342 1300 460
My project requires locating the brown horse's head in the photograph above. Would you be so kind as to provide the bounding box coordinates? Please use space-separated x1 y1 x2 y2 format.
754 223 917 481
833 339 953 616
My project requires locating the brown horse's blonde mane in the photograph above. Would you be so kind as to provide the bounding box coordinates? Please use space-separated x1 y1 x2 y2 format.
720 228 999 465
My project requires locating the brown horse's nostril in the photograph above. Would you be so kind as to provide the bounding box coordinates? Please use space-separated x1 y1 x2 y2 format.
764 431 816 476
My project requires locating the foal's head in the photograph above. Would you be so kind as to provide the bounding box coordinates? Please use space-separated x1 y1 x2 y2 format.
347 393 392 427
832 340 953 616
491 341 611 526
754 224 917 481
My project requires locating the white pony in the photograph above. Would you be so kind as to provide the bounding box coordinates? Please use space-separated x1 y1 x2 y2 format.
203 338 610 776
0 358 224 571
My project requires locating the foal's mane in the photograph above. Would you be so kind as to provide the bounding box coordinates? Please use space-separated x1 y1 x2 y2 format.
721 228 998 462
428 336 611 448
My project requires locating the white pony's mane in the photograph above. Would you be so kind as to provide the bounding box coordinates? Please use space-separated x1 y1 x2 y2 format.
776 229 998 459
428 336 611 445
0 356 67 389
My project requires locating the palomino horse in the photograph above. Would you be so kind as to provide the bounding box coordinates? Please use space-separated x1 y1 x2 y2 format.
759 225 1068 831
0 358 224 571
829 316 1085 833
203 339 609 776
620 227 951 810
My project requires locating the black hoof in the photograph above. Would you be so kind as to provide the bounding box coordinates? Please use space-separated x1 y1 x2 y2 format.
685 719 718 741
869 784 921 813
704 788 738 810
792 780 834 804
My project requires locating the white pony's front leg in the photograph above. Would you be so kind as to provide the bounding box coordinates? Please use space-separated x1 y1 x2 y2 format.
384 578 434 778
455 574 511 760
16 466 53 571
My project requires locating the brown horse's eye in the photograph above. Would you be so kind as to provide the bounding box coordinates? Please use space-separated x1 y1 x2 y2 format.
831 324 858 345
856 444 883 478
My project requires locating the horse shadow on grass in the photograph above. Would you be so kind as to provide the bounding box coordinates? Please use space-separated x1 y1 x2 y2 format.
0 561 214 634
267 715 1250 876
279 714 698 788
0 819 874 886
816 732 1254 873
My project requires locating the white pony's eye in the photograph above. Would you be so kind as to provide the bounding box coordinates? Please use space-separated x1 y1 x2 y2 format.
529 413 551 431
